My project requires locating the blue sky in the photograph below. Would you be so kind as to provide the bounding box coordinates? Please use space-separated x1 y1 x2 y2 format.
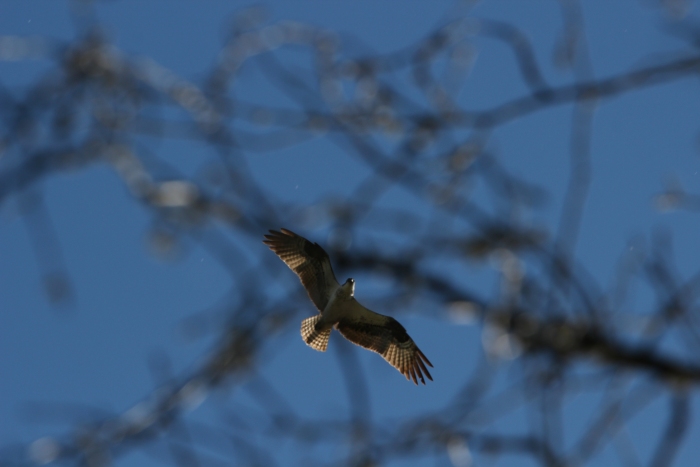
1 1 699 466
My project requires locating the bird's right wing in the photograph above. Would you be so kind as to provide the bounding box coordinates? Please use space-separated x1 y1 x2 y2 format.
336 300 433 385
263 229 340 312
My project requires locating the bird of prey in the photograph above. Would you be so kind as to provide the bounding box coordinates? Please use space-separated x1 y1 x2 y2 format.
263 228 433 385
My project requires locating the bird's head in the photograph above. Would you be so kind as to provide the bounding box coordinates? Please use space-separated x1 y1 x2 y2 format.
342 278 355 297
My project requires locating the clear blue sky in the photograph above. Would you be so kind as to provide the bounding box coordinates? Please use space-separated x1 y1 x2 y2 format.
1 1 699 466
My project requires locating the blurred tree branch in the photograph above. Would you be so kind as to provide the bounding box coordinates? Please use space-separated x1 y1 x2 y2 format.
2 2 699 466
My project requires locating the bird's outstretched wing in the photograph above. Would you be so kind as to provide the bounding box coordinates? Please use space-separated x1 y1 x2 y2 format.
336 301 433 385
263 229 340 312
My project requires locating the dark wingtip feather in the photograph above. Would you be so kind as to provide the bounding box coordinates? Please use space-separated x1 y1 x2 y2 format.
415 364 426 385
416 354 433 381
409 366 419 385
418 349 433 368
263 230 289 249
263 231 279 243
279 228 297 237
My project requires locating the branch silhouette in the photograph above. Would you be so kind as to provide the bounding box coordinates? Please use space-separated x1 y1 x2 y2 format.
2 3 699 467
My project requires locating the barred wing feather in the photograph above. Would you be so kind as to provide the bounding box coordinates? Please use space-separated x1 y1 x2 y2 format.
337 301 433 385
263 229 340 312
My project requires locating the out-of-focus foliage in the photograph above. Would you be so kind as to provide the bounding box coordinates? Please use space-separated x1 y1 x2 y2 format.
2 1 700 466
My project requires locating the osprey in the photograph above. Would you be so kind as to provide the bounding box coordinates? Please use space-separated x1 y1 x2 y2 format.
264 228 433 385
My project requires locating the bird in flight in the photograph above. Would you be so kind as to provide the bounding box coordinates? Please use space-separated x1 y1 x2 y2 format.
263 228 433 385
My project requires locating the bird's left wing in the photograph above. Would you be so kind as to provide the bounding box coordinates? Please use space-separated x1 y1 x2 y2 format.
263 228 340 312
336 301 433 385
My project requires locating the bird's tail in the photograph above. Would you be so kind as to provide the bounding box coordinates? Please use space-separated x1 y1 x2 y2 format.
300 315 330 352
